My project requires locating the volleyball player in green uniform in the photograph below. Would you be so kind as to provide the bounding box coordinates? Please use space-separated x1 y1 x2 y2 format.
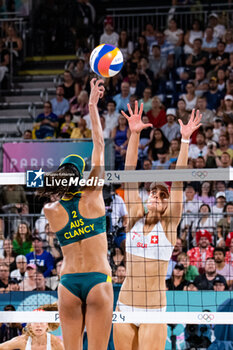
43 79 113 350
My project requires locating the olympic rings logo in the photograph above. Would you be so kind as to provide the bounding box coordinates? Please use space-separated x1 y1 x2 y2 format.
197 313 214 322
192 171 208 179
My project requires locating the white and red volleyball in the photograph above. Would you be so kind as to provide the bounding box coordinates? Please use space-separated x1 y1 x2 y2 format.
89 44 123 78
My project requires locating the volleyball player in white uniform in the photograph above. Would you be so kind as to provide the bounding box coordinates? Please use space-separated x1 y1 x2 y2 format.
0 322 64 350
114 103 202 350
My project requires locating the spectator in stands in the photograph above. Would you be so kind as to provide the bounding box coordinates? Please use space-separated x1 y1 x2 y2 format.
19 263 36 291
124 70 145 98
3 25 22 64
33 271 52 291
12 222 32 256
217 202 233 238
42 223 62 260
100 115 111 138
164 18 183 66
26 236 54 277
214 247 233 289
110 247 124 271
208 13 226 40
194 156 206 168
204 77 223 111
192 205 215 238
0 239 16 272
204 127 215 145
224 30 233 54
70 118 91 139
176 98 189 125
194 258 226 290
139 87 152 114
161 108 180 142
217 68 227 93
33 102 58 139
212 117 223 142
193 67 209 97
111 188 128 231
136 58 153 91
59 111 75 138
149 45 167 91
70 58 89 88
227 122 233 146
184 19 203 55
146 96 166 128
113 81 130 112
217 95 233 124
100 16 119 47
226 238 233 267
152 151 170 170
118 30 133 61
148 128 170 161
188 230 214 272
216 134 233 159
180 81 197 112
202 27 218 55
167 138 180 163
23 129 32 139
212 192 226 225
128 48 141 71
102 100 119 131
70 90 89 119
195 182 215 207
113 264 126 285
46 258 63 291
151 32 174 65
218 152 232 168
10 255 27 282
183 280 198 291
185 38 208 79
0 37 10 84
0 304 22 342
135 35 148 56
213 275 227 291
50 86 69 122
195 96 215 128
0 185 28 215
166 263 188 290
210 41 229 73
138 115 153 162
141 23 157 48
216 226 225 248
0 263 15 292
111 114 129 170
62 70 81 101
177 252 199 281
181 185 199 231
188 131 208 159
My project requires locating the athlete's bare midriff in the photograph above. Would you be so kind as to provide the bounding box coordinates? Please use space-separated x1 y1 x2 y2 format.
60 233 111 276
118 252 168 309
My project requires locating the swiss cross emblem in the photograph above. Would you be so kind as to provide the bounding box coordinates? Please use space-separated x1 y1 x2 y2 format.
151 235 158 244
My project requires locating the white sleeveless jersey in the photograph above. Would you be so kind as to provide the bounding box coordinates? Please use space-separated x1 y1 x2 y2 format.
126 218 174 261
25 333 51 350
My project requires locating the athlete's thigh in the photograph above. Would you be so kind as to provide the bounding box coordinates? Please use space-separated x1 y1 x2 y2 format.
114 323 139 350
58 284 85 350
85 282 113 350
139 324 167 350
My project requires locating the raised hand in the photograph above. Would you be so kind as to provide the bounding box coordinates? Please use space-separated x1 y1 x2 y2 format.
89 78 105 105
121 101 152 134
178 109 202 140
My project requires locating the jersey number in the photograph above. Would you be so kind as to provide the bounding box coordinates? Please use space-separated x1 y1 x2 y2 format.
72 211 77 218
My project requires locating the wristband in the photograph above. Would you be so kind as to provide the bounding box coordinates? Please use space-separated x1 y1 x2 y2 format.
181 138 190 144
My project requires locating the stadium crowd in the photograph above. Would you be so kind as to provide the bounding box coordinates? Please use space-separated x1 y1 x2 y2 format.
1 3 233 344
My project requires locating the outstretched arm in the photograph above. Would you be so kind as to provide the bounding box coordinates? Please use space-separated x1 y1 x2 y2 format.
121 102 152 230
0 336 24 349
88 78 105 178
164 109 202 227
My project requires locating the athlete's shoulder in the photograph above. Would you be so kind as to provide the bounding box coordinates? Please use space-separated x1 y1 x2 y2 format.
44 201 62 217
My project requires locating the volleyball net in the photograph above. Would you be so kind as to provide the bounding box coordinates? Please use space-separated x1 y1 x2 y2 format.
0 168 233 333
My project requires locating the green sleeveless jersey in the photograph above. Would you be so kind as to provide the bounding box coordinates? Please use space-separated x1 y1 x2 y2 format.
56 193 106 247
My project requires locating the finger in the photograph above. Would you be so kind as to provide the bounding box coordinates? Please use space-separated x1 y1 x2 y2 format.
195 113 202 125
99 86 105 93
190 109 195 122
139 102 144 118
127 103 133 116
90 78 96 89
194 109 199 121
121 110 130 120
193 123 202 131
95 79 105 87
99 91 104 98
144 123 153 128
134 100 138 115
178 119 184 127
